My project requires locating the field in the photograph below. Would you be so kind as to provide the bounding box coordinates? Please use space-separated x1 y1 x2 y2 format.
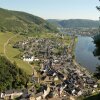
0 32 33 75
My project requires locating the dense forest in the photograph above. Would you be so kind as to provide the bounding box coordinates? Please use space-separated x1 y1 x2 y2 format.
0 56 29 92
0 8 58 34
48 19 99 28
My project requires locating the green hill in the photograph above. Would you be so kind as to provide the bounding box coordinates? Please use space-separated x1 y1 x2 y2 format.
0 8 58 34
48 19 99 28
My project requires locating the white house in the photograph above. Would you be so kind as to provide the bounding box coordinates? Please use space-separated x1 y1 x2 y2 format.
23 56 34 62
77 91 82 96
0 91 23 99
34 58 39 61
42 87 50 99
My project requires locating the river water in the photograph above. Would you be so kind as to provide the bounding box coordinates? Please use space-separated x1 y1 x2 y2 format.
75 36 100 72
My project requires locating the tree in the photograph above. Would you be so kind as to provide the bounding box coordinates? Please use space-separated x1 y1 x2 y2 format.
93 1 100 79
94 65 100 79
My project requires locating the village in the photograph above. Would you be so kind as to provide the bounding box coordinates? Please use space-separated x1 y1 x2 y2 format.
1 34 100 100
59 27 98 36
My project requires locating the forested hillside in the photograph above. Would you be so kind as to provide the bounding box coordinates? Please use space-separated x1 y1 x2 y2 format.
48 19 99 28
0 8 58 34
0 56 29 92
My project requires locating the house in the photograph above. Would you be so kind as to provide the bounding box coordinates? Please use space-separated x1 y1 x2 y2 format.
43 76 53 83
20 89 29 99
29 95 35 100
54 59 59 63
54 76 59 81
59 84 67 95
77 90 82 96
47 70 55 76
32 76 39 83
29 86 50 100
86 79 94 84
1 90 23 100
42 87 50 99
23 55 34 62
35 92 43 100
29 92 43 100
34 58 39 61
70 96 75 100
53 72 57 76
71 89 76 95
93 84 98 88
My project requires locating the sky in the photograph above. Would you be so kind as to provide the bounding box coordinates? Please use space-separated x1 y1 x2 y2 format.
0 0 99 20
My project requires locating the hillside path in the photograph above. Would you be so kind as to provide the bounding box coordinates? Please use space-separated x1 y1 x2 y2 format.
4 33 19 60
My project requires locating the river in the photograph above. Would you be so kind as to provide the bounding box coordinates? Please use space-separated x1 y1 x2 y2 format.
75 36 100 72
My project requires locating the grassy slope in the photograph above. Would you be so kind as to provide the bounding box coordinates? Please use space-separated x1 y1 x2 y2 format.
0 32 13 54
0 32 33 75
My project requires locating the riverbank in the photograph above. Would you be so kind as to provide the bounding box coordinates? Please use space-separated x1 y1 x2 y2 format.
73 36 100 100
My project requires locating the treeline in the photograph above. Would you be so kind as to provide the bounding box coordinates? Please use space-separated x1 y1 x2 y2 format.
0 56 29 92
